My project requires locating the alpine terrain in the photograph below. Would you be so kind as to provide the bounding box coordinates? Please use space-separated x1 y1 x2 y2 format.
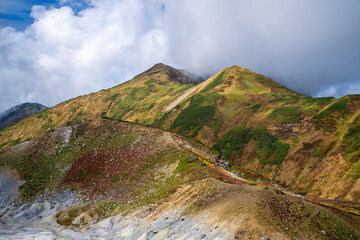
0 63 359 239
0 103 47 131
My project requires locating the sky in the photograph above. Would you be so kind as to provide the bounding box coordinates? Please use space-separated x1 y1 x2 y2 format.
0 0 359 112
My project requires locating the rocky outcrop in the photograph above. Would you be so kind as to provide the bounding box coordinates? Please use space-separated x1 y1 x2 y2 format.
0 103 47 130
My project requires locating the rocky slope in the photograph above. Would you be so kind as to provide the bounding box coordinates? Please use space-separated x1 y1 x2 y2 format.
1 118 359 239
0 103 47 131
0 63 360 238
1 64 360 202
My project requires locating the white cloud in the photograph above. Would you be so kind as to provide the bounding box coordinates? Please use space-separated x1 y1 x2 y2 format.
0 0 168 111
316 80 360 98
0 0 359 112
163 0 360 96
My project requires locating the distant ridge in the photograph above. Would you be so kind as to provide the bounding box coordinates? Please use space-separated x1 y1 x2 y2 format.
0 103 47 130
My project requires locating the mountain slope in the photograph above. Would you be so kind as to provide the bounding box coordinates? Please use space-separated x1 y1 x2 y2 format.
156 66 360 202
1 118 359 239
1 64 360 203
0 103 47 130
158 65 329 140
0 64 195 146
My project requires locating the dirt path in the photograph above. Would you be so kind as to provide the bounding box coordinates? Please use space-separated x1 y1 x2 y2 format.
167 131 313 200
163 84 202 112
167 133 247 185
163 123 360 216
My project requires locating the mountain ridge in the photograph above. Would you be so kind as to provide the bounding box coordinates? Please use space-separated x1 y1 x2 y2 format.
0 63 359 203
0 102 47 131
1 63 360 238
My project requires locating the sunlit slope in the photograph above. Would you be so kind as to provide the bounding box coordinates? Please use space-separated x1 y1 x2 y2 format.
157 65 360 201
1 118 359 239
1 63 360 201
158 65 330 141
0 63 194 145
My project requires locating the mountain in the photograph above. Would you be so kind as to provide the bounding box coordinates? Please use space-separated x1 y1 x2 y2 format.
0 63 196 144
148 63 200 84
154 65 360 203
1 64 360 238
1 118 359 239
0 103 47 131
1 64 360 202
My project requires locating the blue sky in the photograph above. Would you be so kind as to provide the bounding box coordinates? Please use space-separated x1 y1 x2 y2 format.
0 0 58 30
0 0 91 30
0 0 359 112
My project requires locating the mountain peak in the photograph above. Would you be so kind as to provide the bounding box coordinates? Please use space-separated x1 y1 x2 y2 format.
151 63 169 69
208 65 300 96
228 65 242 70
0 102 47 130
143 63 200 84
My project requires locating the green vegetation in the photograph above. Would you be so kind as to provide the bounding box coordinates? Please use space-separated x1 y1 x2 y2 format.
315 97 349 119
302 96 333 106
55 202 120 226
110 93 120 101
266 95 333 117
175 155 208 176
312 140 336 159
215 126 289 165
254 73 290 91
300 97 334 115
132 152 208 208
15 146 75 200
2 62 360 214
41 117 53 129
56 205 89 226
66 118 83 126
268 106 302 123
99 201 121 217
268 95 301 105
246 104 262 114
313 97 350 130
36 110 49 120
343 115 360 162
213 126 252 159
347 160 360 179
107 81 192 123
0 118 216 201
202 71 225 92
0 138 21 148
144 78 157 87
171 93 221 136
252 127 290 165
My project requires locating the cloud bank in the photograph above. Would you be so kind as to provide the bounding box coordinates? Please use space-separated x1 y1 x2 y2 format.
0 0 359 111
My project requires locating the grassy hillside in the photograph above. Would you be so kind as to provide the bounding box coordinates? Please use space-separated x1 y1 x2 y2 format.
156 65 360 202
0 64 194 145
1 64 360 203
0 119 215 201
1 118 360 239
